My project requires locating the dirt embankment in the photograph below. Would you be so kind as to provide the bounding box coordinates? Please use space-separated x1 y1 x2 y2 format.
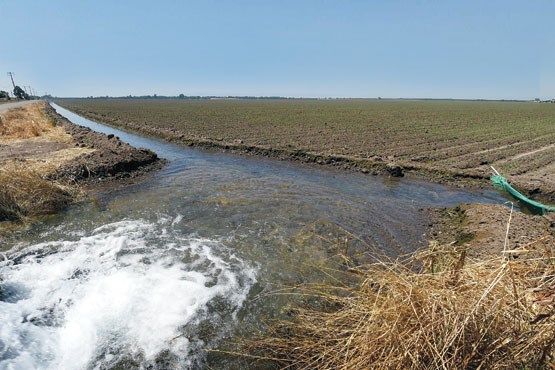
0 101 164 223
46 108 164 184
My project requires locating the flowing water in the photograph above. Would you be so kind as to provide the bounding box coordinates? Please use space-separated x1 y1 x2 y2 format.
0 104 508 369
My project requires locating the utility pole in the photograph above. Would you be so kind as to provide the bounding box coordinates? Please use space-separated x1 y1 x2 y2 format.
7 72 16 89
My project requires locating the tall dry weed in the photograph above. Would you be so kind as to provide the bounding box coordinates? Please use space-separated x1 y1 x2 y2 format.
0 164 75 222
243 235 555 369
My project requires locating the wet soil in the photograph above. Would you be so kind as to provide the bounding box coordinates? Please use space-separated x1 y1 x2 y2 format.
428 203 555 259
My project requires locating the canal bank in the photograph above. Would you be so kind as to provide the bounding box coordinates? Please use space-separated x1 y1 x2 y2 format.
0 101 163 225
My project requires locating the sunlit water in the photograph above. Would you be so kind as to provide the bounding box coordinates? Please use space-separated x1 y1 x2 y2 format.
0 103 508 369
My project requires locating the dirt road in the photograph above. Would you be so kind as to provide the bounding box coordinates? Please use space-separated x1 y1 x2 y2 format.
0 100 37 113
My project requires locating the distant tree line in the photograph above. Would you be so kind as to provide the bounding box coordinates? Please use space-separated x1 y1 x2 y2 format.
53 94 311 100
45 94 552 102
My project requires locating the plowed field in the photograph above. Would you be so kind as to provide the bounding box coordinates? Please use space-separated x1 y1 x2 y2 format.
55 99 555 198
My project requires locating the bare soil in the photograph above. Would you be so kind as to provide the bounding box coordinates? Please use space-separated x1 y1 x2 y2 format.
0 141 71 162
428 203 555 259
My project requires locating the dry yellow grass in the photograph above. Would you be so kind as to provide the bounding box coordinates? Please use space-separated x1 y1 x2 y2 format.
0 101 71 144
244 232 555 369
0 163 77 222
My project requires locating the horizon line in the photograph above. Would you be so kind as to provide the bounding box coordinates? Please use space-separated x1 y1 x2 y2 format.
48 95 548 102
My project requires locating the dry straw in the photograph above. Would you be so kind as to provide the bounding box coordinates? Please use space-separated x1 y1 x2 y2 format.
0 163 75 222
0 103 70 143
243 212 555 369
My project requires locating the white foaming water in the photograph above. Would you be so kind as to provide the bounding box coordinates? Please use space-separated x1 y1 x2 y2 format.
0 219 256 370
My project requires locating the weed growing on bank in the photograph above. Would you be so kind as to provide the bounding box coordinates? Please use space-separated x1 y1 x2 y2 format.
244 237 555 369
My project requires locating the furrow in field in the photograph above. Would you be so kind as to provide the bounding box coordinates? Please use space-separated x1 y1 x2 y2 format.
495 147 555 176
379 125 548 158
500 153 554 175
422 134 555 165
509 143 555 161
520 161 555 180
435 135 555 169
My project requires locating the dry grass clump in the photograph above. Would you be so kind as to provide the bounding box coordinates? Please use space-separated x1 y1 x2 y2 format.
0 107 46 139
245 238 555 369
0 102 70 143
0 164 75 222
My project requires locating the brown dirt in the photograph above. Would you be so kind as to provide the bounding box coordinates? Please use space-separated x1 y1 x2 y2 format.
428 203 555 259
0 141 72 162
0 102 94 176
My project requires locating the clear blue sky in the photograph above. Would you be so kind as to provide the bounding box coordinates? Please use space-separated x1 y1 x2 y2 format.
1 0 553 99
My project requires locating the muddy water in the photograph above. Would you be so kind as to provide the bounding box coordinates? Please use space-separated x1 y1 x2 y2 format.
0 104 507 369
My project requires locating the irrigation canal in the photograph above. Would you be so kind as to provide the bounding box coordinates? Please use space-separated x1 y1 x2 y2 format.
0 103 508 369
